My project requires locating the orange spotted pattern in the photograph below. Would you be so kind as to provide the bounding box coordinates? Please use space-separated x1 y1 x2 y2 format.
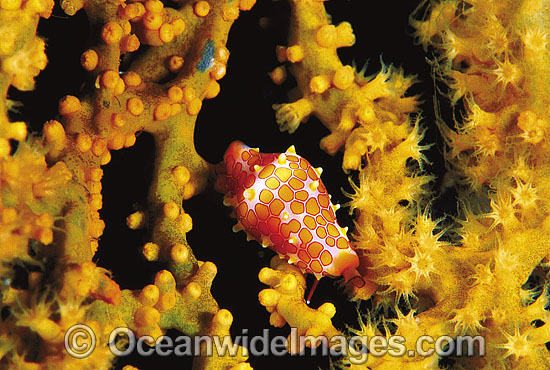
221 141 360 279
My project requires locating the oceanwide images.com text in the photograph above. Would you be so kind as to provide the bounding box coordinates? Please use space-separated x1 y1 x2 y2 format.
65 324 486 364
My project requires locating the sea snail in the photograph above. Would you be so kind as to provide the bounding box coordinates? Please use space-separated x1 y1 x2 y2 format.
219 141 364 302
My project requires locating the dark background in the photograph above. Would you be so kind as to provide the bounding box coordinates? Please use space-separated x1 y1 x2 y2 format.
9 1 454 369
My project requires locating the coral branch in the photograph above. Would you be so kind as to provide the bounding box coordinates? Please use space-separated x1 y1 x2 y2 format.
258 256 340 352
273 0 420 170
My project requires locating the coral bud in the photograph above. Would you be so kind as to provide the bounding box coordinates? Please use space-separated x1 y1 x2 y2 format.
145 0 163 13
134 306 160 326
336 22 355 47
121 20 131 34
59 95 81 115
80 49 98 71
28 0 53 16
101 70 120 90
155 291 176 312
260 267 280 285
216 47 230 63
170 244 189 262
310 75 330 94
102 22 123 44
333 65 354 90
167 86 183 102
182 282 201 302
133 2 146 17
86 167 103 182
213 309 233 330
210 63 226 80
120 3 144 19
259 289 280 307
172 165 190 184
187 98 202 115
91 138 107 157
143 12 163 30
127 211 145 229
0 0 22 10
127 97 144 116
270 66 286 85
170 103 181 116
159 23 175 43
107 131 126 150
163 202 180 219
318 302 336 317
139 284 160 306
89 193 102 210
111 113 126 128
103 146 121 163
182 183 196 200
222 4 239 21
76 133 92 152
90 218 105 238
123 72 142 87
172 19 186 36
198 261 217 281
155 270 176 292
179 212 193 232
143 242 160 261
316 24 337 48
43 120 66 151
121 34 140 53
115 78 125 95
279 274 298 294
124 133 137 147
168 55 184 73
154 102 171 120
182 87 196 103
88 180 102 194
286 45 303 63
205 80 220 99
239 0 255 11
194 1 210 17
517 110 545 144
6 121 27 141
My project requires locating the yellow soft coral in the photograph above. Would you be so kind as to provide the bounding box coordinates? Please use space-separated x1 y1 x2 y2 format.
273 0 420 170
258 256 339 352
2 37 47 91
0 142 72 274
0 0 255 368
